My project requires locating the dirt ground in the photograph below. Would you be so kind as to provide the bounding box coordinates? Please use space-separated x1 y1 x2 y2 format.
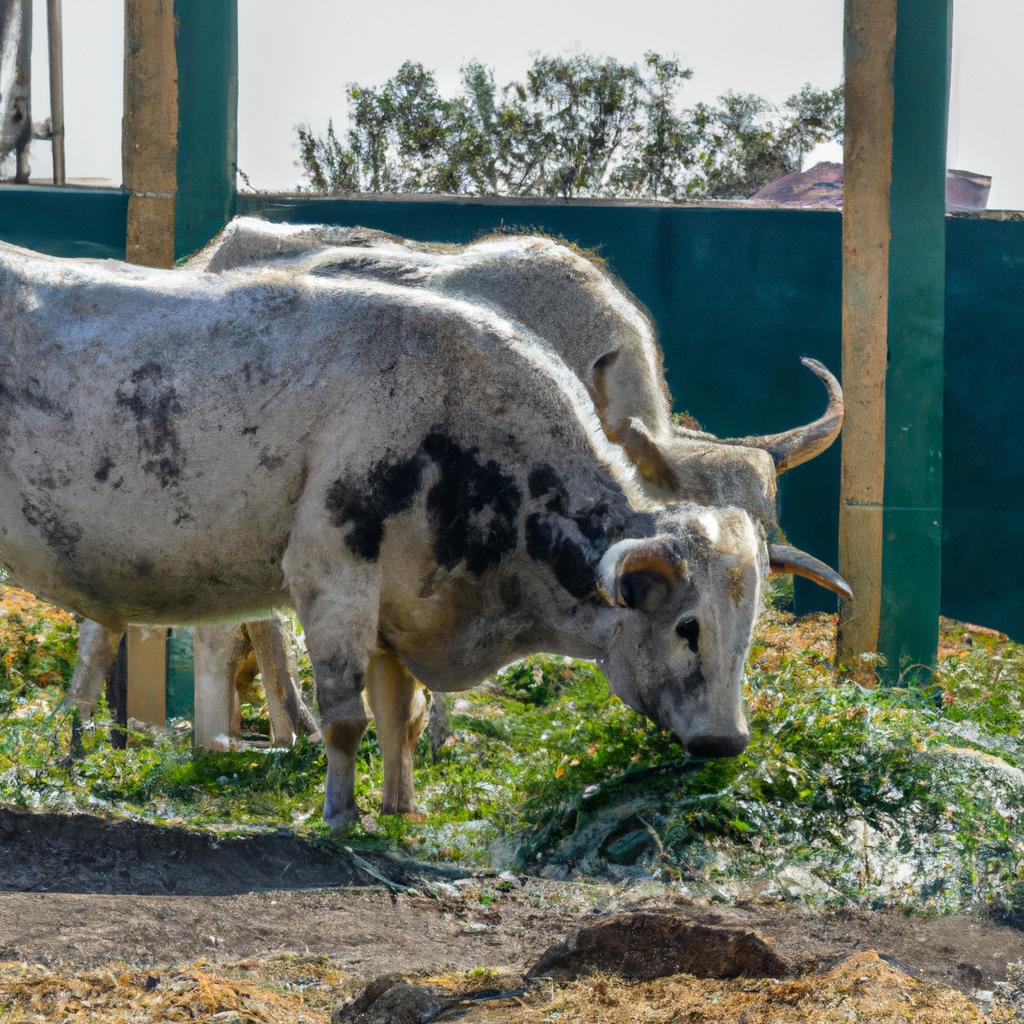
0 806 1022 1023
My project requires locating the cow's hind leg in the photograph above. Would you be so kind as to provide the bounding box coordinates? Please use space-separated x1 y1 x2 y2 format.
63 620 124 716
366 651 429 817
245 616 321 746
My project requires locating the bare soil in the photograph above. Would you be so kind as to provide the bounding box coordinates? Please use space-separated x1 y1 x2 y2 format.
0 807 1020 1001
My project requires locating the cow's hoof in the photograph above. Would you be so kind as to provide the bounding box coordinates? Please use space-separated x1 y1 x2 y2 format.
380 802 424 821
324 808 359 833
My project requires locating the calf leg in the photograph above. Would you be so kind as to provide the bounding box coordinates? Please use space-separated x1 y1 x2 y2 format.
244 615 320 746
63 620 123 716
366 651 429 816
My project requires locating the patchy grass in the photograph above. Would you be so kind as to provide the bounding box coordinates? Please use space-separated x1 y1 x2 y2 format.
0 584 1022 920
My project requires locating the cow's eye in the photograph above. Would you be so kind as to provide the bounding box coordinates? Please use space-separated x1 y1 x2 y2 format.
676 617 700 653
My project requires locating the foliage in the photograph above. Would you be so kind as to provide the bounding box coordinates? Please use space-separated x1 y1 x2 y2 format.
1 583 1021 919
296 52 843 200
0 587 77 712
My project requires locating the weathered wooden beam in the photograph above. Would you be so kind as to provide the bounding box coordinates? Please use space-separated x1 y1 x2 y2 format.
838 0 951 681
122 0 237 267
122 0 177 268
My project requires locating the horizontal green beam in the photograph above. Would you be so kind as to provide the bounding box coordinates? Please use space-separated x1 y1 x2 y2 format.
0 185 128 258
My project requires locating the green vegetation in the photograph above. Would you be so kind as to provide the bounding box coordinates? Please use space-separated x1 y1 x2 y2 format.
0 584 1021 919
296 51 842 200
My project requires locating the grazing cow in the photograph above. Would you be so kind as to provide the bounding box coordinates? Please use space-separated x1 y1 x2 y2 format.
0 241 848 829
182 219 847 811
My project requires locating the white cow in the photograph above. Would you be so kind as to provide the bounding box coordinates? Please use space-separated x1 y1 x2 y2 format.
0 241 846 828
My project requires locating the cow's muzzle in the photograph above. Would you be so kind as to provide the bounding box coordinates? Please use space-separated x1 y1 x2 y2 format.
684 732 750 758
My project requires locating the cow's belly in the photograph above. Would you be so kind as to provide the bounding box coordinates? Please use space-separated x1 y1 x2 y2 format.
0 455 295 626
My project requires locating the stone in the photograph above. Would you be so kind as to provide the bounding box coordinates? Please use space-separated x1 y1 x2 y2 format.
333 974 454 1024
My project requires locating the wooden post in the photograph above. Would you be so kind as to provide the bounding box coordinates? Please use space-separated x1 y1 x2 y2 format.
122 0 237 266
837 0 951 681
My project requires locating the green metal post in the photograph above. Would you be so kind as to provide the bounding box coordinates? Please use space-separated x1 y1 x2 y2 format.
877 1 951 680
173 0 238 260
838 0 951 681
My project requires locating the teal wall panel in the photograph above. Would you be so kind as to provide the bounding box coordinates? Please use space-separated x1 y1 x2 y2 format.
166 627 195 720
174 0 238 260
943 217 1024 639
0 185 127 258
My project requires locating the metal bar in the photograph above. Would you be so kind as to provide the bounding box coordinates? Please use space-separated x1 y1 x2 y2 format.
45 0 64 185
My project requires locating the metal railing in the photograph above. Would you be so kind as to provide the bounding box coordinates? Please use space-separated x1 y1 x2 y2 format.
0 0 64 184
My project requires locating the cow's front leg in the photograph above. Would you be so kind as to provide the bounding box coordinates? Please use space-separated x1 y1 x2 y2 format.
366 651 429 817
63 620 124 716
288 566 379 832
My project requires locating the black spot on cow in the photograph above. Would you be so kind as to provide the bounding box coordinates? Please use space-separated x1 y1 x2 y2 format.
114 362 184 488
326 432 522 573
498 573 524 613
134 558 154 577
258 448 285 472
525 513 600 602
525 462 628 601
326 451 425 560
528 463 568 514
241 424 258 436
422 433 521 575
95 456 115 483
21 496 82 561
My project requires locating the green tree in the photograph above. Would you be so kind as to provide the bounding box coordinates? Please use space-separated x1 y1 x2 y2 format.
295 52 843 200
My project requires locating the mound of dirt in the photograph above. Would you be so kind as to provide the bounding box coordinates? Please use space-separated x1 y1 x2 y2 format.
0 806 462 896
526 911 790 982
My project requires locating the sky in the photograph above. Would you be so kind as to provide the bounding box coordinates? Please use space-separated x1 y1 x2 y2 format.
19 0 1024 209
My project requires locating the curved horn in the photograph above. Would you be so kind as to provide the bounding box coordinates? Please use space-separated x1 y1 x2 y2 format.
678 358 844 476
768 544 853 601
599 538 687 610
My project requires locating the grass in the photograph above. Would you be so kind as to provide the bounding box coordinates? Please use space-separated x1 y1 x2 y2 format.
0 583 1022 918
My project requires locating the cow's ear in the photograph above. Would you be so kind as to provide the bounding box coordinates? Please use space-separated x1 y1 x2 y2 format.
616 418 678 493
600 538 686 612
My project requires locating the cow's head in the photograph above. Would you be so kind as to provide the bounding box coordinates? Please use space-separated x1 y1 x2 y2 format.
596 504 850 758
594 357 844 529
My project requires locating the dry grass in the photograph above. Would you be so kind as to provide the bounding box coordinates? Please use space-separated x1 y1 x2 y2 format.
515 951 1012 1024
2 953 1016 1024
751 608 1011 676
0 956 353 1024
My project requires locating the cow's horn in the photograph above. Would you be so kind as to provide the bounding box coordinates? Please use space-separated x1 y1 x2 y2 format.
600 538 686 610
768 543 853 601
684 358 844 476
